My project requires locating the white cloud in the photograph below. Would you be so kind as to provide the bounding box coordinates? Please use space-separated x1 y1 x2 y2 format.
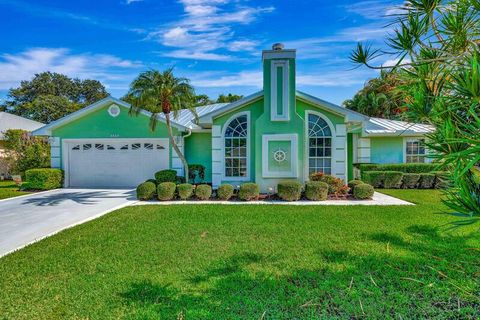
0 48 142 90
126 0 143 4
382 57 411 67
149 0 274 60
344 0 404 20
190 68 374 88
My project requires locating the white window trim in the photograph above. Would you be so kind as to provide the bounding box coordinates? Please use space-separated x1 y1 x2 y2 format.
270 60 290 121
221 111 251 181
403 137 427 163
304 110 337 181
262 133 298 178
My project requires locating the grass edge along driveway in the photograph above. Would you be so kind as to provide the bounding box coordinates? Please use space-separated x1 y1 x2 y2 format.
0 189 479 319
0 180 30 200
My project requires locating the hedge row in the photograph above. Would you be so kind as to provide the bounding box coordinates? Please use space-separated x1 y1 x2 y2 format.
358 163 438 173
361 170 447 189
24 168 63 190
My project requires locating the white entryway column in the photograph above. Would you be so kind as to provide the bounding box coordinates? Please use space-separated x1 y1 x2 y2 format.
333 124 347 181
211 125 222 189
49 137 61 168
171 136 185 177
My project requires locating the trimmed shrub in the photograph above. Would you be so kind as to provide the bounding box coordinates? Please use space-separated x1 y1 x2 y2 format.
195 184 212 200
136 181 156 200
348 180 364 193
358 163 438 173
402 173 420 189
433 171 450 189
145 179 157 186
24 168 63 190
419 173 436 189
217 184 234 200
157 182 176 201
277 180 303 201
310 173 348 196
305 181 329 201
361 171 385 188
155 169 177 183
238 183 260 201
353 183 375 200
384 171 404 188
177 183 194 200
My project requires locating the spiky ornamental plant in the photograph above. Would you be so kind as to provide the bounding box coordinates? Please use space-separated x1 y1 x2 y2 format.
127 69 197 181
350 0 480 224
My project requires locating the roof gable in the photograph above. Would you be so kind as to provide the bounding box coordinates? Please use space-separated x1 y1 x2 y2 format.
0 112 44 139
33 96 188 136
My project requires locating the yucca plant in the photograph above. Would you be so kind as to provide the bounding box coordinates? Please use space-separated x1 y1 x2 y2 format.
350 0 480 224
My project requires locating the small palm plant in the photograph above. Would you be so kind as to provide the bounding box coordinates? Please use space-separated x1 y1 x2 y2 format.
127 69 196 180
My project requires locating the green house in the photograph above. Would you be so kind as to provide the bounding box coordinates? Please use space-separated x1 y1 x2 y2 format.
34 44 433 191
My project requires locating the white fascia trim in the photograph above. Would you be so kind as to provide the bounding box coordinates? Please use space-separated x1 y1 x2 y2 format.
262 50 296 60
363 131 430 137
32 96 188 136
270 60 290 122
197 91 263 125
296 91 367 123
221 111 251 182
262 133 298 178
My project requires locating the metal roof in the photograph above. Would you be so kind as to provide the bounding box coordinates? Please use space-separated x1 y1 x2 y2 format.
365 117 435 136
174 103 228 129
0 112 44 139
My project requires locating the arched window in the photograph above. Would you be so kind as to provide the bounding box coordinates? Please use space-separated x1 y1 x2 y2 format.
224 114 248 177
308 113 332 175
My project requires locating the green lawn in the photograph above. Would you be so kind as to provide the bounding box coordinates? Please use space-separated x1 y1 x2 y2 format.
0 180 30 200
0 190 479 319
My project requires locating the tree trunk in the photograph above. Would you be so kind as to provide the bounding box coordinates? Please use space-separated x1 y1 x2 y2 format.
165 113 189 182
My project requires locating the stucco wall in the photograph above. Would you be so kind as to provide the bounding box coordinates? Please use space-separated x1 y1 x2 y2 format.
185 132 212 183
370 137 404 164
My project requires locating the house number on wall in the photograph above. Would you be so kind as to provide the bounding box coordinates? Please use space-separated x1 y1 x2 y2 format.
273 149 287 162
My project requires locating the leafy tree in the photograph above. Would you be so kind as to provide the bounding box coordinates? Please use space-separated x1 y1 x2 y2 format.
350 0 480 224
216 93 243 103
3 129 50 176
343 71 408 119
2 72 109 123
194 94 214 106
127 69 196 180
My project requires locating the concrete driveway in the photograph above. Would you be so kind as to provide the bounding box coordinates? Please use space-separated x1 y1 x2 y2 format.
0 188 137 257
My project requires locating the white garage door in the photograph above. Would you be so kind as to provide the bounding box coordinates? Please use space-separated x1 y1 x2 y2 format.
65 139 170 188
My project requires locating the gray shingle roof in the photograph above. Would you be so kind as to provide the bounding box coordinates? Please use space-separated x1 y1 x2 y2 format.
0 112 44 139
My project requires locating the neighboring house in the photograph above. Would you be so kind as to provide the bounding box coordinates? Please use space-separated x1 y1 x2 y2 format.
33 44 434 191
0 112 44 176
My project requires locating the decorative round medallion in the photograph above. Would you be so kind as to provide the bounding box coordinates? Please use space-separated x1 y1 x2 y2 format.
273 149 287 162
108 105 120 117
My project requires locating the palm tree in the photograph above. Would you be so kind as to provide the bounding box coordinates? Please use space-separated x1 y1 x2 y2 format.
127 69 196 181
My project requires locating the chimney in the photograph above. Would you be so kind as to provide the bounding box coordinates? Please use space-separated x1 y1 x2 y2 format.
262 43 296 122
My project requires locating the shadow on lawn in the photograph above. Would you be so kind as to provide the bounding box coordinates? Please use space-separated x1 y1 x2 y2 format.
120 226 480 319
21 189 136 206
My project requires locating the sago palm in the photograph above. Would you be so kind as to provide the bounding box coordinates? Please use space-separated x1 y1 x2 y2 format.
127 69 196 181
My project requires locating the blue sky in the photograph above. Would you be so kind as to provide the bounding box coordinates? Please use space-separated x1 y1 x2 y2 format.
0 0 403 105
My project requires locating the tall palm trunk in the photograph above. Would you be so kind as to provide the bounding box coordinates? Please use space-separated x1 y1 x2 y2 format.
164 113 189 182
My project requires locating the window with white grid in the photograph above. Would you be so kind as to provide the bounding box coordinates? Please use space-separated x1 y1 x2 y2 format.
308 114 332 175
405 139 426 163
224 115 248 177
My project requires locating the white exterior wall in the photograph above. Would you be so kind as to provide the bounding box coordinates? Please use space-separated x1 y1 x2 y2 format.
50 137 61 168
211 125 222 188
171 136 185 177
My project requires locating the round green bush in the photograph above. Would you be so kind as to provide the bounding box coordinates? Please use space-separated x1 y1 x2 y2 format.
136 181 156 200
305 181 328 201
195 184 212 200
347 180 364 193
177 183 193 200
24 168 63 190
238 183 259 201
277 180 303 201
155 169 177 183
353 183 375 200
217 184 234 200
157 182 176 201
145 179 157 186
